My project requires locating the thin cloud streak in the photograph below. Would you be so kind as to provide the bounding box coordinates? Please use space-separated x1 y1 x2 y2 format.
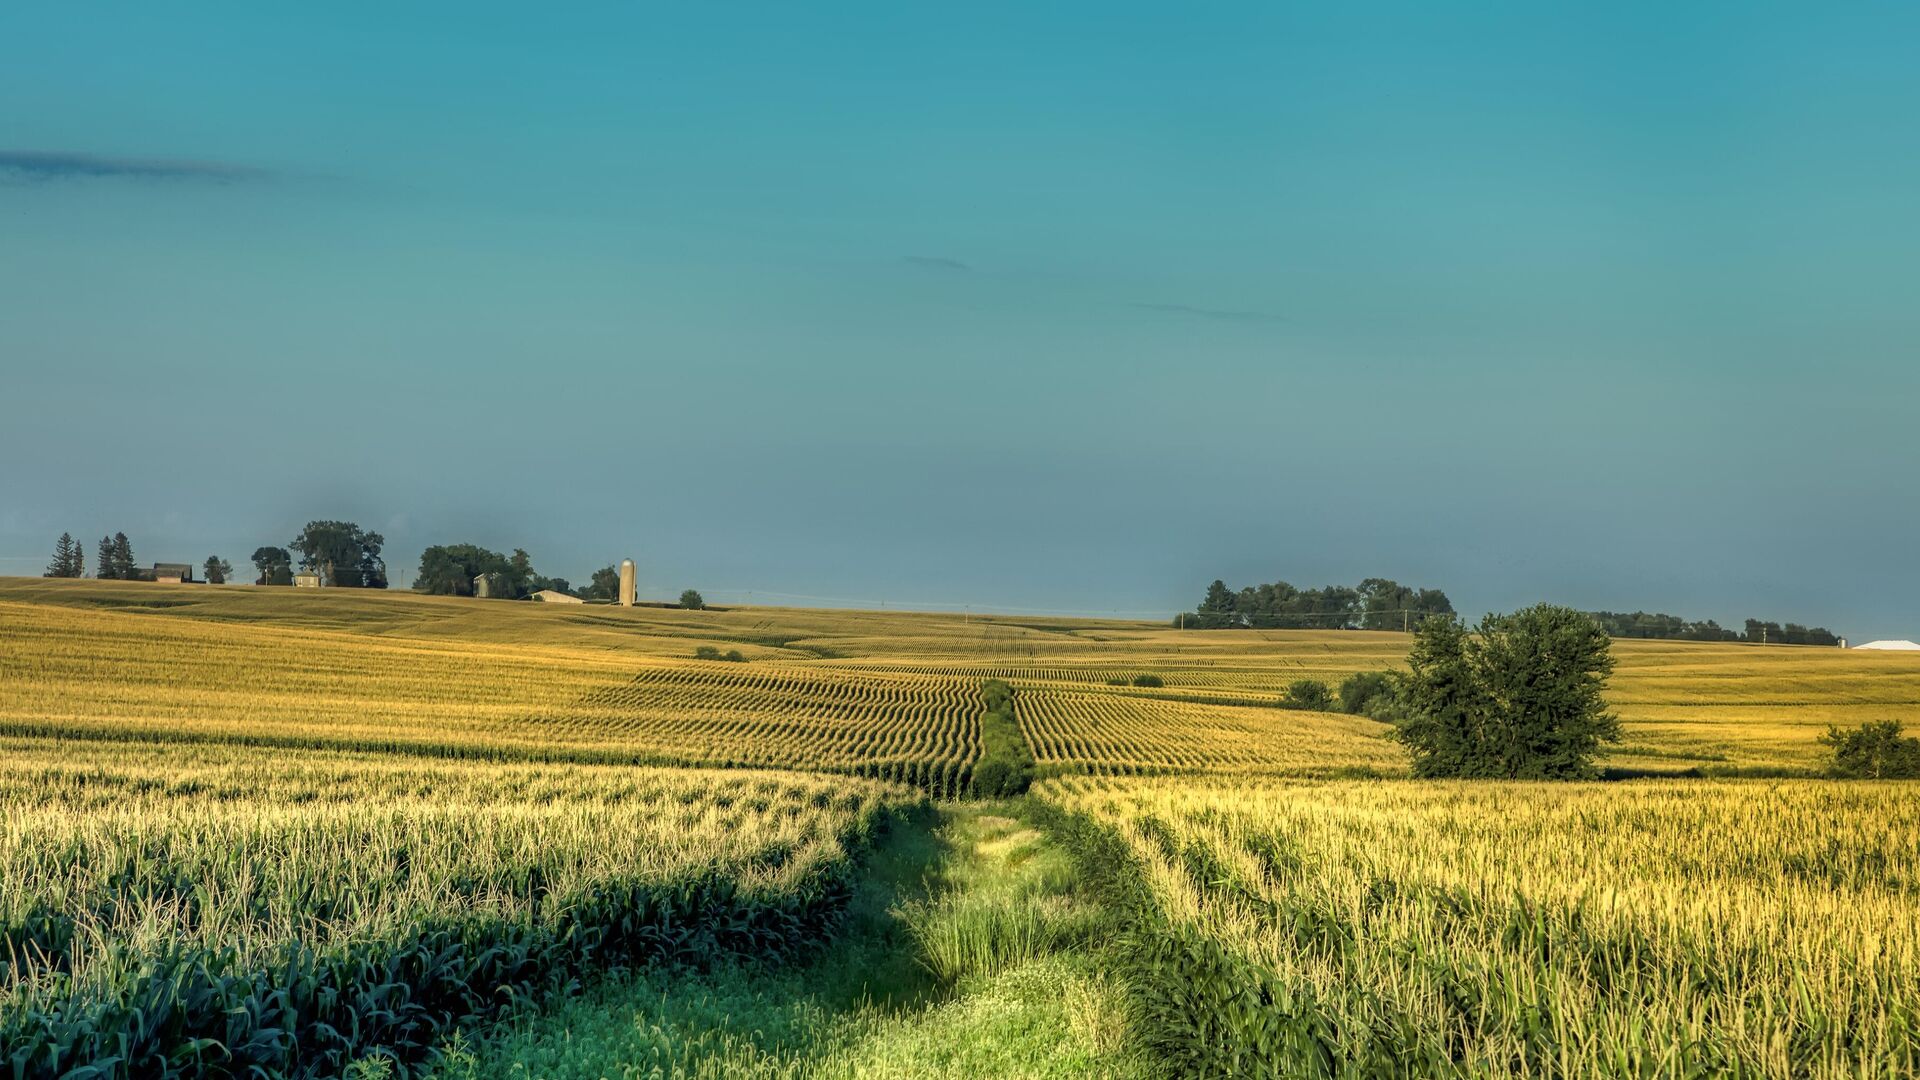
0 150 273 183
902 255 971 271
1129 301 1287 323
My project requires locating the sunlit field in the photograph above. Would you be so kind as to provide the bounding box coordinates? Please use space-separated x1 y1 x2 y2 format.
0 737 914 1075
6 577 1915 778
5 577 1920 1076
1039 776 1920 1078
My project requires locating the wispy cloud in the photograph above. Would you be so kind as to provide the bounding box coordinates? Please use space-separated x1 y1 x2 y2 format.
1129 301 1286 324
0 150 273 183
902 255 971 272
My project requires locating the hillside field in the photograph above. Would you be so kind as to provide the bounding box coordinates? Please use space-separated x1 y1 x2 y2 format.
5 575 1917 778
4 576 1920 1077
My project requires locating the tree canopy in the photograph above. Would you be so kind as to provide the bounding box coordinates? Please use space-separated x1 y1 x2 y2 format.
251 547 294 586
1184 577 1453 630
414 544 571 600
1587 610 1840 646
679 589 706 610
289 521 386 588
1820 721 1920 779
1394 604 1619 779
583 566 622 602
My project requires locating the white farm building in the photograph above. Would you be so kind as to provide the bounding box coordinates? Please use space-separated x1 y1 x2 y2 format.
1854 640 1920 651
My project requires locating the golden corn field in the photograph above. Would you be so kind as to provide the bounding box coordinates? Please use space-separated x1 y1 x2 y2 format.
8 576 1918 778
1038 776 1920 1078
0 737 916 1074
5 576 1920 1076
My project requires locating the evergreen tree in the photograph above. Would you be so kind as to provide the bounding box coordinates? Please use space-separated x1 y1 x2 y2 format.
111 533 135 580
97 536 117 580
44 533 81 577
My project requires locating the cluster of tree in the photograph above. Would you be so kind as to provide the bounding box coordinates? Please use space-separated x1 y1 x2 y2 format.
246 523 385 588
288 521 387 588
46 532 228 586
416 544 549 599
1739 620 1841 647
1820 721 1920 779
693 645 746 662
1184 577 1454 630
581 566 623 602
971 679 1034 797
93 533 139 580
43 533 85 578
1587 610 1841 646
252 547 295 586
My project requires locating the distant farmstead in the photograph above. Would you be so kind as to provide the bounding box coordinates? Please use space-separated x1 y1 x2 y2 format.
292 572 322 588
150 563 194 584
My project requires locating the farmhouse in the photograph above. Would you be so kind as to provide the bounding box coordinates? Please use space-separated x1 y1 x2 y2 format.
150 563 194 584
292 572 322 588
532 589 583 604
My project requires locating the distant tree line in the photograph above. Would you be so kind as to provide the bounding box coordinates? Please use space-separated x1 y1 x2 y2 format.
1586 610 1841 646
1182 577 1455 630
47 531 233 583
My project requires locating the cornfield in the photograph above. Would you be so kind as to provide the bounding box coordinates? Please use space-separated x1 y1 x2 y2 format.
7 579 1918 777
7 578 1920 1074
1039 776 1920 1078
0 738 917 1076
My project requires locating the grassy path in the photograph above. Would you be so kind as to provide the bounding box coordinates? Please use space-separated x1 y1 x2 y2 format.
430 804 1142 1079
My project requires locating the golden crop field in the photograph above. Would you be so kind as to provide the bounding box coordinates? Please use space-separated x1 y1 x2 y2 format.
6 577 1920 1077
5 576 1919 779
1040 775 1920 1078
1017 687 1402 776
0 737 917 1075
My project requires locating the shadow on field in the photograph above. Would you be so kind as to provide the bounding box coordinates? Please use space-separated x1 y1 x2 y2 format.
430 805 962 1077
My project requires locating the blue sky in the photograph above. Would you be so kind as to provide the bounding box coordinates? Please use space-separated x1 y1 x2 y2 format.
3 3 1917 635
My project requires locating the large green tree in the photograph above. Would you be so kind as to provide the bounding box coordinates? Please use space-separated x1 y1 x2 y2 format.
252 546 294 586
583 565 621 602
1820 721 1920 779
289 521 386 588
415 544 506 597
96 536 117 580
1395 604 1619 779
203 556 233 585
